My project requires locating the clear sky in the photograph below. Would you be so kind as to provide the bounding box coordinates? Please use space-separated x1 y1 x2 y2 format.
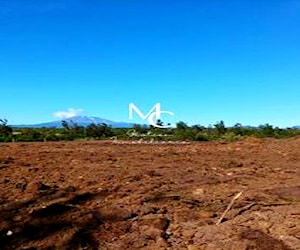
1 0 300 127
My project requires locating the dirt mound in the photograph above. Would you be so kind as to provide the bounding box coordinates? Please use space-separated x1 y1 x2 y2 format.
0 139 299 249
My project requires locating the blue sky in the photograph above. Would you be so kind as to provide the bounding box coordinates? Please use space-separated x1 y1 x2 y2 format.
1 0 300 127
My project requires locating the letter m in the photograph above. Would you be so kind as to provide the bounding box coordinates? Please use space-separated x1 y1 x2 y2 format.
128 103 161 120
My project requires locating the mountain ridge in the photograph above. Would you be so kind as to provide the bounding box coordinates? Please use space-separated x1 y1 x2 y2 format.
13 116 135 128
11 116 300 129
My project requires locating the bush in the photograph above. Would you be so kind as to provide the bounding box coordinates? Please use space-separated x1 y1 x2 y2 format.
195 132 209 141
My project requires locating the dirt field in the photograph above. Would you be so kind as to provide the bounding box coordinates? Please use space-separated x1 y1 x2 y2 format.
0 138 299 250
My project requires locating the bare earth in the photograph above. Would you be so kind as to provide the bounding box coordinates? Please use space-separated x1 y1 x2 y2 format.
0 138 299 250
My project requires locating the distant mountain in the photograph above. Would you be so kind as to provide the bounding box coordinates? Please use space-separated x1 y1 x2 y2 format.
13 116 135 128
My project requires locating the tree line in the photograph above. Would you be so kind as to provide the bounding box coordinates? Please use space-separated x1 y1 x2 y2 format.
0 119 300 142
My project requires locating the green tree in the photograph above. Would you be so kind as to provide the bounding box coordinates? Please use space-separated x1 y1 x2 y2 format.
174 121 194 140
214 120 226 135
86 123 114 138
0 119 12 137
61 120 70 130
176 121 189 130
258 124 275 137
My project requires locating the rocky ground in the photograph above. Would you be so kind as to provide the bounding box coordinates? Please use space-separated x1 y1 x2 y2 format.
0 138 299 249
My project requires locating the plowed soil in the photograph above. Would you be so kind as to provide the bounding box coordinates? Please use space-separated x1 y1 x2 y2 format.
0 138 299 250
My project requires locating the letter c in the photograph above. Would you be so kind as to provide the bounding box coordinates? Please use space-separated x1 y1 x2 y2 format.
148 111 174 128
